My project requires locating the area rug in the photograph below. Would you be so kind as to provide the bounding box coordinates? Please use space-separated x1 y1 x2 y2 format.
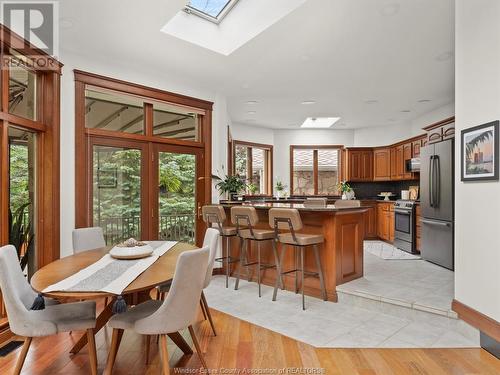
364 241 421 260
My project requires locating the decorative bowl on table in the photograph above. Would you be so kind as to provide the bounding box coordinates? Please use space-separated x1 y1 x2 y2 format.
109 238 154 260
377 192 395 201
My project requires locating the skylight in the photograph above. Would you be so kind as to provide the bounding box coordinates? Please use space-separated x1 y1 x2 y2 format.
301 117 341 128
186 0 239 23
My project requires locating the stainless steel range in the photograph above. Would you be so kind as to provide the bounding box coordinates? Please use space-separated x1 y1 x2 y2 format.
394 200 417 254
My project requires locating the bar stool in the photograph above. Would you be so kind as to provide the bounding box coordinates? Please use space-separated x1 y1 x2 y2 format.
231 206 283 297
303 197 328 208
202 205 239 288
269 208 327 310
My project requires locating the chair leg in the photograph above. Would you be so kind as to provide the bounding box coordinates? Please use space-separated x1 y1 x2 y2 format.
201 291 217 336
87 329 98 375
104 328 123 375
271 240 284 289
225 236 230 288
273 244 286 301
145 335 151 365
159 335 170 375
245 239 251 282
200 299 208 320
235 237 246 290
294 246 299 294
13 337 32 375
257 241 262 297
301 247 305 310
188 326 208 370
313 244 328 301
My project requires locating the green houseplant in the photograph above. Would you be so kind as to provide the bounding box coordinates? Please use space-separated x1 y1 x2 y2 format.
212 168 247 200
8 202 34 272
275 180 287 199
337 181 354 200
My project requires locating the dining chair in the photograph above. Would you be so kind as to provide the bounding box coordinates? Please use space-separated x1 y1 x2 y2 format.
0 245 97 375
334 199 361 208
104 247 210 375
72 227 106 254
303 197 328 207
156 228 219 336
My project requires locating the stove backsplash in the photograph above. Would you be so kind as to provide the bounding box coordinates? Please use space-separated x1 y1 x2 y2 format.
349 181 418 200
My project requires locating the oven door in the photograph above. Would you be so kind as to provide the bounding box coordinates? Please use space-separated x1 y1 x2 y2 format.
394 208 413 242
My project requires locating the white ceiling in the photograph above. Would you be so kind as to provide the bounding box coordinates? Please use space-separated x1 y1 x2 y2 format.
58 0 455 130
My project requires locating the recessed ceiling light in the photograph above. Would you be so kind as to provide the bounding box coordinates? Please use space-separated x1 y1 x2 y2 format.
400 110 411 113
246 111 256 115
364 100 379 104
301 100 316 105
380 3 400 16
245 100 258 105
435 51 453 62
301 117 340 128
417 99 432 103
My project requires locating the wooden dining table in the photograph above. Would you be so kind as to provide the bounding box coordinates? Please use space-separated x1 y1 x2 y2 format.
30 242 197 356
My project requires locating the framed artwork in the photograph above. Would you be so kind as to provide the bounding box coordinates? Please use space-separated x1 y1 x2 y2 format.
461 120 499 181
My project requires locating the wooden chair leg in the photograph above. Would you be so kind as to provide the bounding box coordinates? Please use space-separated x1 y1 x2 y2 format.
144 335 151 365
188 326 208 370
159 334 170 375
14 337 32 375
104 328 124 375
86 329 98 375
201 291 217 336
199 299 207 320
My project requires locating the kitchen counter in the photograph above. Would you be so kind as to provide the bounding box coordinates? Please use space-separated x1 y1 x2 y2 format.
221 202 368 302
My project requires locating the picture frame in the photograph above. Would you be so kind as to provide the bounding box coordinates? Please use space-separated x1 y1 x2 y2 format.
461 120 499 181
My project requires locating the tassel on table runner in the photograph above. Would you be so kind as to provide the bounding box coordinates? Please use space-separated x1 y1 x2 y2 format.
112 295 127 314
30 293 45 310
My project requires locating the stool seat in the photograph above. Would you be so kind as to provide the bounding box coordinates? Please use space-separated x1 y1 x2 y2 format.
239 228 275 240
278 233 324 246
220 226 237 236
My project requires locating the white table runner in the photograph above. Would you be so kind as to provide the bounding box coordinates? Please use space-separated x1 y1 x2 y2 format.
43 241 178 295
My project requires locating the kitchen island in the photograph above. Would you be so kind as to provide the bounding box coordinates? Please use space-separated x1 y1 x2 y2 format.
221 202 368 302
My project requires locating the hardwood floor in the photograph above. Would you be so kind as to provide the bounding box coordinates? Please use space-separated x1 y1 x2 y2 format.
0 308 498 374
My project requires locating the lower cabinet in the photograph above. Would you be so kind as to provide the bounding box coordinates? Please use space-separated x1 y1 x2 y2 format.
377 202 395 243
361 201 377 238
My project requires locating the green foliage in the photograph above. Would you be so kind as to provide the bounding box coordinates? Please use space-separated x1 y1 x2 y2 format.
275 180 287 192
9 144 29 212
465 130 493 160
248 183 258 194
337 181 352 193
213 173 246 195
8 203 33 270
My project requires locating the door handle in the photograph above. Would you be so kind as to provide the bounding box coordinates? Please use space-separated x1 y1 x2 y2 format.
434 156 440 208
421 219 450 227
395 210 411 215
429 156 434 207
197 204 202 219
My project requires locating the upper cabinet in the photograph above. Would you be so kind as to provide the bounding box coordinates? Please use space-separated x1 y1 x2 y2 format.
423 117 455 145
373 148 391 181
345 149 373 182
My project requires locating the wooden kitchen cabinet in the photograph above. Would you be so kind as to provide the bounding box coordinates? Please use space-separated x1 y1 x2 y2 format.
346 149 373 182
373 148 391 181
424 117 455 144
389 204 395 242
361 201 377 239
377 202 394 242
412 140 421 157
403 142 412 179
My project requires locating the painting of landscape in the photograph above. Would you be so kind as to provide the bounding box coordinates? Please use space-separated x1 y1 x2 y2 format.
462 121 498 181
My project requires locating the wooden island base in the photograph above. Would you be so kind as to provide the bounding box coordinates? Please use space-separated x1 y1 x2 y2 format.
221 203 367 302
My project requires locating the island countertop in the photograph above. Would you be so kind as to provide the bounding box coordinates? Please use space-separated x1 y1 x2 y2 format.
220 201 370 212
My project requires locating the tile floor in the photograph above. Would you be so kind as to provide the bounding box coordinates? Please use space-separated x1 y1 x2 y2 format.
204 275 479 348
337 241 455 316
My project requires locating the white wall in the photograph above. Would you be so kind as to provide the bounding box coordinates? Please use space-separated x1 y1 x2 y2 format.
231 122 274 145
454 0 500 321
59 49 228 258
411 102 455 136
353 123 413 147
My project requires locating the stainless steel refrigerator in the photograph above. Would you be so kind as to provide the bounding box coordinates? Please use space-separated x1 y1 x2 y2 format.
420 139 454 270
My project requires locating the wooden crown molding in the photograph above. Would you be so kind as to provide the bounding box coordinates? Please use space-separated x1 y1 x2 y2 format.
422 116 455 131
452 299 500 342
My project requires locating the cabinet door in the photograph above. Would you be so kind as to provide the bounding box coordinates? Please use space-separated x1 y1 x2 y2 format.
443 122 455 140
362 151 373 181
403 143 412 179
412 140 421 157
389 210 395 242
374 149 391 181
395 146 404 180
363 204 377 238
349 152 361 181
390 147 397 180
428 128 443 144
377 204 385 239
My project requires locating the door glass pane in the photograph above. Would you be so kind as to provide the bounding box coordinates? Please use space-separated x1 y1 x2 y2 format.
251 148 265 194
93 146 142 245
293 149 314 195
153 102 199 141
158 152 196 243
8 127 36 278
234 145 248 182
9 57 37 120
85 88 145 134
317 149 340 195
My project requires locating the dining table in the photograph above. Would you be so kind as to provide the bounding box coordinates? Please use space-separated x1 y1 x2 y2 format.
30 241 197 356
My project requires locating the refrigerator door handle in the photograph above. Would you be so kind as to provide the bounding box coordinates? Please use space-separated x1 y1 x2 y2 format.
421 218 451 227
429 156 434 207
434 155 440 208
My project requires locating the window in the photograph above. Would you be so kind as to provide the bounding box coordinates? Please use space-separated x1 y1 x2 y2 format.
233 141 272 195
153 102 199 141
186 0 239 23
290 146 341 196
8 55 37 120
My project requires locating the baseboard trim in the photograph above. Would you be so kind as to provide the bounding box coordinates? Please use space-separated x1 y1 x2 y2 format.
452 299 500 342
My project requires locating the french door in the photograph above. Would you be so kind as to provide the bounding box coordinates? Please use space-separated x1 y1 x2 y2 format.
89 138 205 246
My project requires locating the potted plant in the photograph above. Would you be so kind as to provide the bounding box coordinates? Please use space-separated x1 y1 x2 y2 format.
337 181 355 200
248 183 258 195
212 169 247 201
8 202 34 277
275 180 287 200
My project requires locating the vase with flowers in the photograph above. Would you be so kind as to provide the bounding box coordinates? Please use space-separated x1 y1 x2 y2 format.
337 181 355 200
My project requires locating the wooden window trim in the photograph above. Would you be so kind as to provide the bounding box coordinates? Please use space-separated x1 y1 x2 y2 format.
232 140 273 195
290 145 343 196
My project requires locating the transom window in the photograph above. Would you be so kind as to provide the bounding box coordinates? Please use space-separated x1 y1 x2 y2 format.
290 146 341 196
186 0 239 23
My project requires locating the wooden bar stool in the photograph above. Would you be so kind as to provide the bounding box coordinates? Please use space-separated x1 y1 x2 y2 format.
269 208 327 310
202 205 238 288
231 206 283 297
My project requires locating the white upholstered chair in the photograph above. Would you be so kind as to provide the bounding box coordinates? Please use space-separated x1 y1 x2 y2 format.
104 247 210 375
72 227 106 254
0 245 97 375
157 228 219 336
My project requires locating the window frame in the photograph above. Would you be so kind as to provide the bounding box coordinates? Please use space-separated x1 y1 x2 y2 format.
232 140 273 196
289 145 343 196
185 0 239 24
